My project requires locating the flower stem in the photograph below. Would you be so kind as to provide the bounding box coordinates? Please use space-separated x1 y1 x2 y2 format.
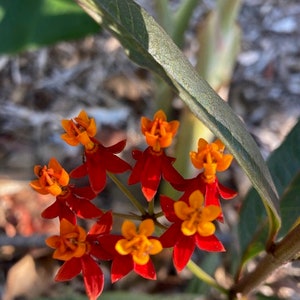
107 173 147 215
148 199 154 216
154 211 164 218
187 260 228 296
112 212 142 220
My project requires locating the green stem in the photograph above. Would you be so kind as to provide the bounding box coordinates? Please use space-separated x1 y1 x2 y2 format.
173 0 200 47
231 223 300 296
148 199 154 216
112 212 142 220
107 173 147 215
187 260 228 295
154 211 164 218
217 0 241 34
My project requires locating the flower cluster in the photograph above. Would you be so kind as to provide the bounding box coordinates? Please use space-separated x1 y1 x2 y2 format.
30 109 236 299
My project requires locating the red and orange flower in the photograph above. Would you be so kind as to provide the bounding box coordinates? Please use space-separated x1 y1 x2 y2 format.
172 138 237 221
46 212 113 300
61 110 131 194
99 219 162 282
30 158 102 224
129 110 182 201
160 190 225 271
30 157 69 196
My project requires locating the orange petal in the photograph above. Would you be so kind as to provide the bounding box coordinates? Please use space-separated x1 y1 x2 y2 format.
139 219 154 236
189 190 204 208
174 201 190 220
115 239 132 255
132 252 150 265
216 154 233 172
197 222 216 236
121 220 136 239
148 239 163 255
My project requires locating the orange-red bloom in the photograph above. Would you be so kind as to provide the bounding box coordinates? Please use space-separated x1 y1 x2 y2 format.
115 219 162 265
141 110 179 152
129 110 181 201
46 218 88 261
46 212 113 300
160 190 225 271
172 172 237 222
41 185 102 224
171 138 237 222
70 139 131 194
61 110 97 150
99 219 162 282
128 147 182 201
190 138 233 183
30 158 69 196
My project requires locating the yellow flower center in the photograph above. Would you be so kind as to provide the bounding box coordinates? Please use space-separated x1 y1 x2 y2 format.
61 110 97 150
30 158 69 196
141 110 179 152
46 219 88 261
190 138 233 183
174 190 221 237
115 219 162 265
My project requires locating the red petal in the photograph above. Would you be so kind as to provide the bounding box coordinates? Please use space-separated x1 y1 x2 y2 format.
55 258 82 281
98 235 122 256
104 154 131 174
41 201 59 219
105 139 127 153
128 150 144 184
159 222 181 248
85 152 107 194
205 181 220 206
70 163 88 178
89 243 112 261
160 195 177 222
140 151 162 201
195 234 225 252
81 255 104 300
142 186 157 202
69 198 103 219
134 260 156 280
42 200 76 224
205 181 223 222
161 154 183 185
111 255 133 283
88 211 113 235
72 186 97 200
173 235 195 272
217 181 237 199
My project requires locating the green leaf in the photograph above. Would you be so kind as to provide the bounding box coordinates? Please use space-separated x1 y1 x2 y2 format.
75 0 280 241
279 172 300 237
238 119 300 266
0 0 99 54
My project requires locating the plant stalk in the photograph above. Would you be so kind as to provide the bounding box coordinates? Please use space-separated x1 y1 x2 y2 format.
187 260 228 295
231 223 300 296
107 173 147 215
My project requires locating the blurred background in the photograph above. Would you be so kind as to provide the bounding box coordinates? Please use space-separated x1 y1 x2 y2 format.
0 0 300 299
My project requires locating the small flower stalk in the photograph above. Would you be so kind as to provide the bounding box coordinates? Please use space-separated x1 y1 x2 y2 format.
30 109 236 299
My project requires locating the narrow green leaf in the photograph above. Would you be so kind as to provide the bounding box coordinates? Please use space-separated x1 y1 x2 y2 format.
75 0 280 240
0 0 99 54
238 119 300 266
279 171 300 237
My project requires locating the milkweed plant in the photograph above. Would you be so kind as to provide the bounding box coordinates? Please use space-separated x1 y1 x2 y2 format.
27 1 300 300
